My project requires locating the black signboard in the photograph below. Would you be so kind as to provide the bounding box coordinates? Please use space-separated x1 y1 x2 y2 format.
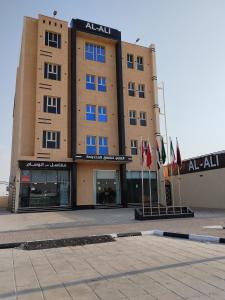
175 152 225 175
74 154 132 162
71 19 121 40
19 161 71 170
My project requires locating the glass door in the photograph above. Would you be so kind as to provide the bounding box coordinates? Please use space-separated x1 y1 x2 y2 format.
94 170 120 205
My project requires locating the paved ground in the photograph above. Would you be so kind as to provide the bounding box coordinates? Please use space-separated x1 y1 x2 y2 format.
0 208 225 244
2 235 225 299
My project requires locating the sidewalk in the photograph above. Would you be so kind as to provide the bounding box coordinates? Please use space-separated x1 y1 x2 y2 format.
0 208 225 244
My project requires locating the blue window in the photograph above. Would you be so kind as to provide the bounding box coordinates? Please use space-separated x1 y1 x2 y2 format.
86 105 96 121
98 77 106 92
86 74 95 90
86 136 96 154
98 106 107 122
99 137 108 155
85 43 105 63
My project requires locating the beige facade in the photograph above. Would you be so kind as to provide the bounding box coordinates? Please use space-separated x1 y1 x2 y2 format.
9 14 161 212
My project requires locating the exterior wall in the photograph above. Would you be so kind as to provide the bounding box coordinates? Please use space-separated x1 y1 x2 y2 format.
33 15 69 162
0 197 8 209
77 163 120 206
76 32 119 155
122 42 158 172
172 168 225 209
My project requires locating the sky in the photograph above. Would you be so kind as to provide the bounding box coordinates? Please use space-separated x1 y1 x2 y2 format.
1 0 225 182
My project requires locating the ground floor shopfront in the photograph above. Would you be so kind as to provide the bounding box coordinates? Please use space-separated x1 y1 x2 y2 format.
13 159 158 212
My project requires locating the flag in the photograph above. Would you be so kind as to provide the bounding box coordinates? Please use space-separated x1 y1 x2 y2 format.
141 140 146 166
161 136 166 164
146 141 152 169
156 138 161 169
176 138 182 169
170 138 176 171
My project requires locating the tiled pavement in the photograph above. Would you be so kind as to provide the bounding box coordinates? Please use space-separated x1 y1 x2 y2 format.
0 208 225 244
1 235 225 299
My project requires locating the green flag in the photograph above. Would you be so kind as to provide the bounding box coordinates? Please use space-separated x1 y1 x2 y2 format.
161 136 166 164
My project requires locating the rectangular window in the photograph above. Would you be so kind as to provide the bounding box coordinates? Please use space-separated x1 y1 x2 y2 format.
143 140 148 152
43 131 60 149
140 111 147 126
129 110 136 125
137 56 144 71
127 54 134 69
85 43 105 63
45 31 61 48
43 96 60 114
44 63 61 81
86 136 96 154
128 82 135 97
131 140 138 155
138 84 145 98
99 137 108 155
98 76 106 92
98 106 107 122
86 105 96 121
86 74 95 90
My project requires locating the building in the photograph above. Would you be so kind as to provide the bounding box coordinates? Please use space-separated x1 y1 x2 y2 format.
167 151 225 209
9 14 162 212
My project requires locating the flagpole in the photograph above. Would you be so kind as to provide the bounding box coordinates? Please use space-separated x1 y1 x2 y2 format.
176 137 182 213
148 138 152 216
169 137 175 215
141 137 145 216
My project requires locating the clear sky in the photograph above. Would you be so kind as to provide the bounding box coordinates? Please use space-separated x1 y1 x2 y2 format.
1 0 225 181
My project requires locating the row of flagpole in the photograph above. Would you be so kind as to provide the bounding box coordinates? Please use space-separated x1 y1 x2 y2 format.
140 135 182 215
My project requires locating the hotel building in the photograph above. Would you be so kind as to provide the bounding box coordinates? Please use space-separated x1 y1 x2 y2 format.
9 14 162 212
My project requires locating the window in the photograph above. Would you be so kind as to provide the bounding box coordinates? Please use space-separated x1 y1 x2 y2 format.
98 77 106 92
127 54 133 69
43 131 60 149
86 105 96 121
45 31 61 48
99 137 108 155
86 136 96 154
138 84 145 98
86 74 95 90
98 106 107 122
131 140 138 155
85 43 105 63
44 63 61 81
129 110 136 125
140 112 147 126
137 56 144 71
143 140 148 152
128 82 135 97
43 96 60 114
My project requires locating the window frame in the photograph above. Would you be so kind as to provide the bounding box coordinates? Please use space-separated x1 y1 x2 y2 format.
43 130 60 149
128 82 135 97
86 104 96 121
86 74 96 90
129 110 137 125
98 106 107 122
98 76 107 92
127 53 134 69
137 56 144 71
131 140 138 155
85 43 105 63
99 136 108 155
43 96 60 114
86 135 97 154
44 63 61 81
140 111 147 126
138 84 145 98
45 31 61 48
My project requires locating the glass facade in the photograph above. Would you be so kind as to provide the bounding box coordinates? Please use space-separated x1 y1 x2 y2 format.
20 170 70 208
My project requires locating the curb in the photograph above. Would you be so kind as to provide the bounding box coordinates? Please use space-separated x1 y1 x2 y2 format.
111 230 225 244
0 230 225 250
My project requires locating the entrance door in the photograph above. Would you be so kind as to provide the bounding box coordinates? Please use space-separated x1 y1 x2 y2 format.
94 170 120 205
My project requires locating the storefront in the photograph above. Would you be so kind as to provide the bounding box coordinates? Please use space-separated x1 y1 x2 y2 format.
126 171 158 206
19 161 71 209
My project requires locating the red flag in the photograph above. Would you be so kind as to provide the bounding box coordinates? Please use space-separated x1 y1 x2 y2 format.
176 138 182 169
146 142 152 169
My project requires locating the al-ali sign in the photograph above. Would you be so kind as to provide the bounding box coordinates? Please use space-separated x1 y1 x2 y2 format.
74 154 132 162
180 152 225 174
